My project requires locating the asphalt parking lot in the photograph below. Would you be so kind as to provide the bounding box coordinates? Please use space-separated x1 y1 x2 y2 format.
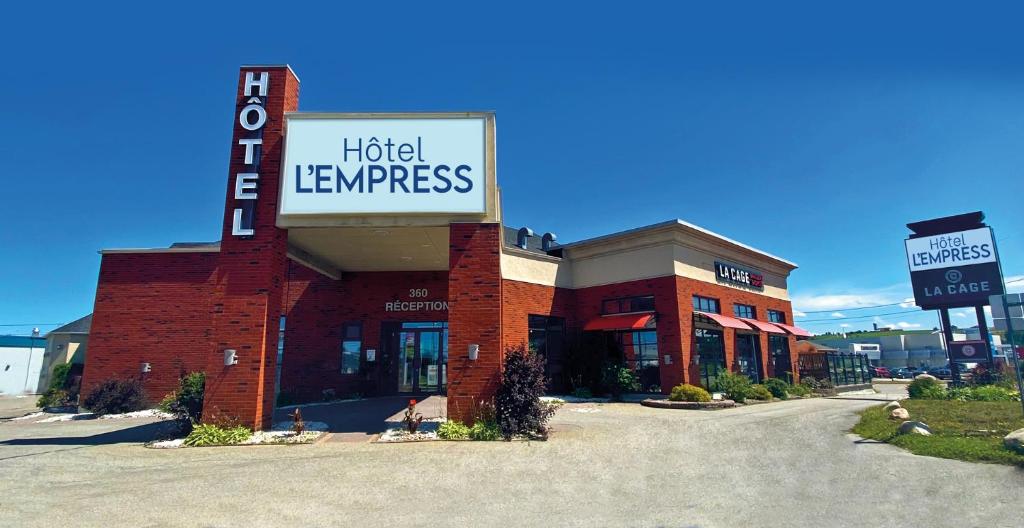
1 392 1021 528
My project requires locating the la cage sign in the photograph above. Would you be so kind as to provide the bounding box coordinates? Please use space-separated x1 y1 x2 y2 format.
279 116 487 215
715 261 764 290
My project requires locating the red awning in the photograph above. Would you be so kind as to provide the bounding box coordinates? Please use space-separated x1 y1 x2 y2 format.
772 323 812 338
693 311 752 330
583 313 655 331
739 318 786 334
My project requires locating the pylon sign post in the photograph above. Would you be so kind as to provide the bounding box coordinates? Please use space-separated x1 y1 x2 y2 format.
904 212 1006 378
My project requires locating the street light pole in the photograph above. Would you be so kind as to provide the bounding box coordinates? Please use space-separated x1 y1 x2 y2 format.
998 296 1024 417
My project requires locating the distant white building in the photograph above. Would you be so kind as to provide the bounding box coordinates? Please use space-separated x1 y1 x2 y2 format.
0 335 47 395
811 330 1003 368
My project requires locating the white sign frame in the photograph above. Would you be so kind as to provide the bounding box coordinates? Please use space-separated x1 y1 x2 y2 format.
277 112 498 227
904 227 997 272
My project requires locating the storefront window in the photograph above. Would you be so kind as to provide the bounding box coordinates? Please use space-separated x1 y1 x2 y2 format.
695 328 726 389
769 334 792 381
340 323 361 374
733 304 756 319
692 295 720 314
602 295 655 315
615 330 660 392
529 315 566 390
767 310 786 324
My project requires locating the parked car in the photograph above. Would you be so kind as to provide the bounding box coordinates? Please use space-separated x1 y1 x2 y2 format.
890 367 915 379
929 366 952 380
868 366 892 379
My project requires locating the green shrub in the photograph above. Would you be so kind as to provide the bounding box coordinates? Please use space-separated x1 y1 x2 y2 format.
468 420 501 441
971 385 1020 401
572 386 593 399
496 345 556 440
747 384 773 400
36 389 70 409
788 383 811 397
763 378 790 400
437 420 471 440
907 377 946 399
183 423 252 447
603 364 640 400
799 376 819 389
158 372 206 423
669 383 711 402
50 363 72 390
710 371 752 403
82 379 146 415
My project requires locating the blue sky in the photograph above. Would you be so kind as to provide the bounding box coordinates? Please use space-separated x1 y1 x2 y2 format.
1 1 1022 336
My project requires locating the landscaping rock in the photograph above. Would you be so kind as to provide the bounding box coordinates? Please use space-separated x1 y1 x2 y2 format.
889 408 910 421
914 374 938 381
883 401 902 412
898 421 932 436
1004 428 1024 454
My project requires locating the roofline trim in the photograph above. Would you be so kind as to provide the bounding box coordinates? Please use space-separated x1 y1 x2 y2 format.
99 245 221 255
559 219 798 269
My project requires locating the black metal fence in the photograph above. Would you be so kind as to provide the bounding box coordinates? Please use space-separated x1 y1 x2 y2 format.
798 352 871 386
825 352 870 386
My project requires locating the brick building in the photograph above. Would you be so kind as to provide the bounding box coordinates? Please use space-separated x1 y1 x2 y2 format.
83 65 810 428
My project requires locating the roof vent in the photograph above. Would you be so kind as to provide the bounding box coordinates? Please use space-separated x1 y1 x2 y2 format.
516 227 535 249
541 232 558 251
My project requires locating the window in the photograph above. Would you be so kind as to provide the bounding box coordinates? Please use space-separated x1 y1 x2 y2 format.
601 295 655 315
694 328 726 389
529 315 566 390
692 295 720 314
767 310 786 324
340 323 362 374
615 330 660 392
733 304 756 319
769 334 792 381
274 315 286 396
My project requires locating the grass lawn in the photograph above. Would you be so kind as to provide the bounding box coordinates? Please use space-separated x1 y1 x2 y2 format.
853 400 1024 467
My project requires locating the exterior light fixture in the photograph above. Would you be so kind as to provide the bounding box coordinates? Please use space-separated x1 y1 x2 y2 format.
224 349 239 366
141 362 152 373
691 354 700 366
663 355 672 365
467 344 480 361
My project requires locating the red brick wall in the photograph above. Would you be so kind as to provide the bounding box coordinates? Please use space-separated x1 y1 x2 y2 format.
280 261 448 401
204 66 299 428
500 279 576 351
674 276 798 385
447 223 503 421
83 252 218 403
574 276 687 392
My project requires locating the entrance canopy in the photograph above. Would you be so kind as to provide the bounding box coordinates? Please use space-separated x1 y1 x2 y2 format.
583 313 656 331
288 226 450 275
693 311 750 330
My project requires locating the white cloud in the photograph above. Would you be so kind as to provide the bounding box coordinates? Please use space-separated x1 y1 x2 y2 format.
839 323 851 328
1005 274 1024 294
953 310 971 318
793 310 807 318
791 283 913 312
899 298 916 308
897 321 922 329
831 312 845 318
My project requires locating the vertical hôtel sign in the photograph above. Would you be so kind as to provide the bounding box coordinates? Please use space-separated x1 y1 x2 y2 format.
232 71 269 237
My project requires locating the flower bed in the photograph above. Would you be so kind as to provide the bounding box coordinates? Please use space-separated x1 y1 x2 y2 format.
641 398 736 410
148 421 328 449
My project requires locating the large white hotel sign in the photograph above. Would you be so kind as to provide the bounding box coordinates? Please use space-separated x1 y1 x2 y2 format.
279 114 494 222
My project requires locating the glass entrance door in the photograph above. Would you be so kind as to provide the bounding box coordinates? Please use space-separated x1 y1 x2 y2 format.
392 322 448 394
